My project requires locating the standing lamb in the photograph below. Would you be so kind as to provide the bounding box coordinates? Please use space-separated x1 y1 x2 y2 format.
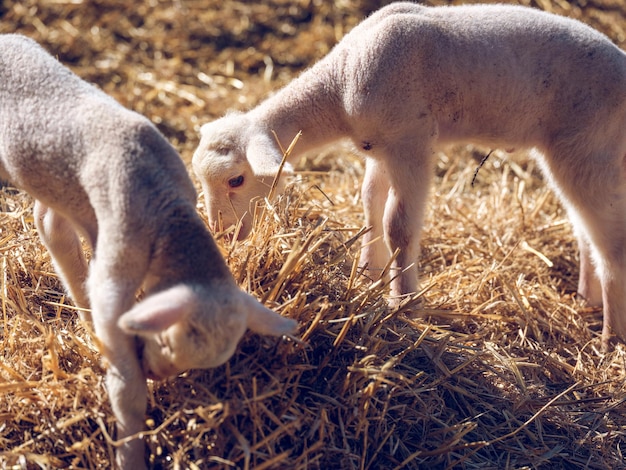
0 34 297 469
193 3 626 349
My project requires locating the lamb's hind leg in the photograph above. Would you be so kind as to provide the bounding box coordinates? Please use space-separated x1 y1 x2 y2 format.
548 148 626 349
34 202 91 320
586 220 626 349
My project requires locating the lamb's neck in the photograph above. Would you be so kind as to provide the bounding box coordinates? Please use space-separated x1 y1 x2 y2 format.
113 152 233 292
254 69 349 157
148 200 234 292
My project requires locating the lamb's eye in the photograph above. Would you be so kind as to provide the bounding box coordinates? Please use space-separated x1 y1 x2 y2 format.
228 175 244 188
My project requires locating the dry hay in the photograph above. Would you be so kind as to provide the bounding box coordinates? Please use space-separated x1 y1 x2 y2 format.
1 0 626 469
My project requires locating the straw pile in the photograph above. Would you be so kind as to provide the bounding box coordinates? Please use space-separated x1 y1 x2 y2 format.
1 0 626 468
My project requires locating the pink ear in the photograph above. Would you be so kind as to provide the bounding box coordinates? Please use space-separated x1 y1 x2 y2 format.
242 293 298 336
118 285 196 334
246 134 295 179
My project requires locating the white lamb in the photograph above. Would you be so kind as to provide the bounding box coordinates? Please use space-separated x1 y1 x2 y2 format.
0 34 297 469
193 2 626 349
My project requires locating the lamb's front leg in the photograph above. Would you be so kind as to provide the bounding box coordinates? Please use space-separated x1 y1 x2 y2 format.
381 144 434 305
360 158 391 281
88 256 149 469
101 332 148 470
34 202 91 319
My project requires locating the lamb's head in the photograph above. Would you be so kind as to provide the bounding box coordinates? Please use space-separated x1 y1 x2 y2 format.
192 112 293 239
118 283 297 380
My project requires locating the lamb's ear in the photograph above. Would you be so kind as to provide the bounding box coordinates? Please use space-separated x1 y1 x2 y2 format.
247 134 295 179
199 122 212 135
241 292 298 336
118 285 196 334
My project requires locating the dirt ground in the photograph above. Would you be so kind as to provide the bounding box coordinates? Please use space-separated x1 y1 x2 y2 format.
1 0 626 468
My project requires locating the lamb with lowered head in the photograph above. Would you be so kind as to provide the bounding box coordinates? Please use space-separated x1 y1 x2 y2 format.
193 3 626 349
0 34 297 469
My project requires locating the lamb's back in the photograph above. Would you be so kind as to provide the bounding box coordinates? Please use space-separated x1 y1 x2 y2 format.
332 4 626 144
0 35 196 231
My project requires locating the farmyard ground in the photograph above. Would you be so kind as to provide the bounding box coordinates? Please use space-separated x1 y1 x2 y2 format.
1 0 626 468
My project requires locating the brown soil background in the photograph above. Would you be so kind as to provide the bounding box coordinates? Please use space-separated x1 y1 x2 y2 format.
1 0 626 468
